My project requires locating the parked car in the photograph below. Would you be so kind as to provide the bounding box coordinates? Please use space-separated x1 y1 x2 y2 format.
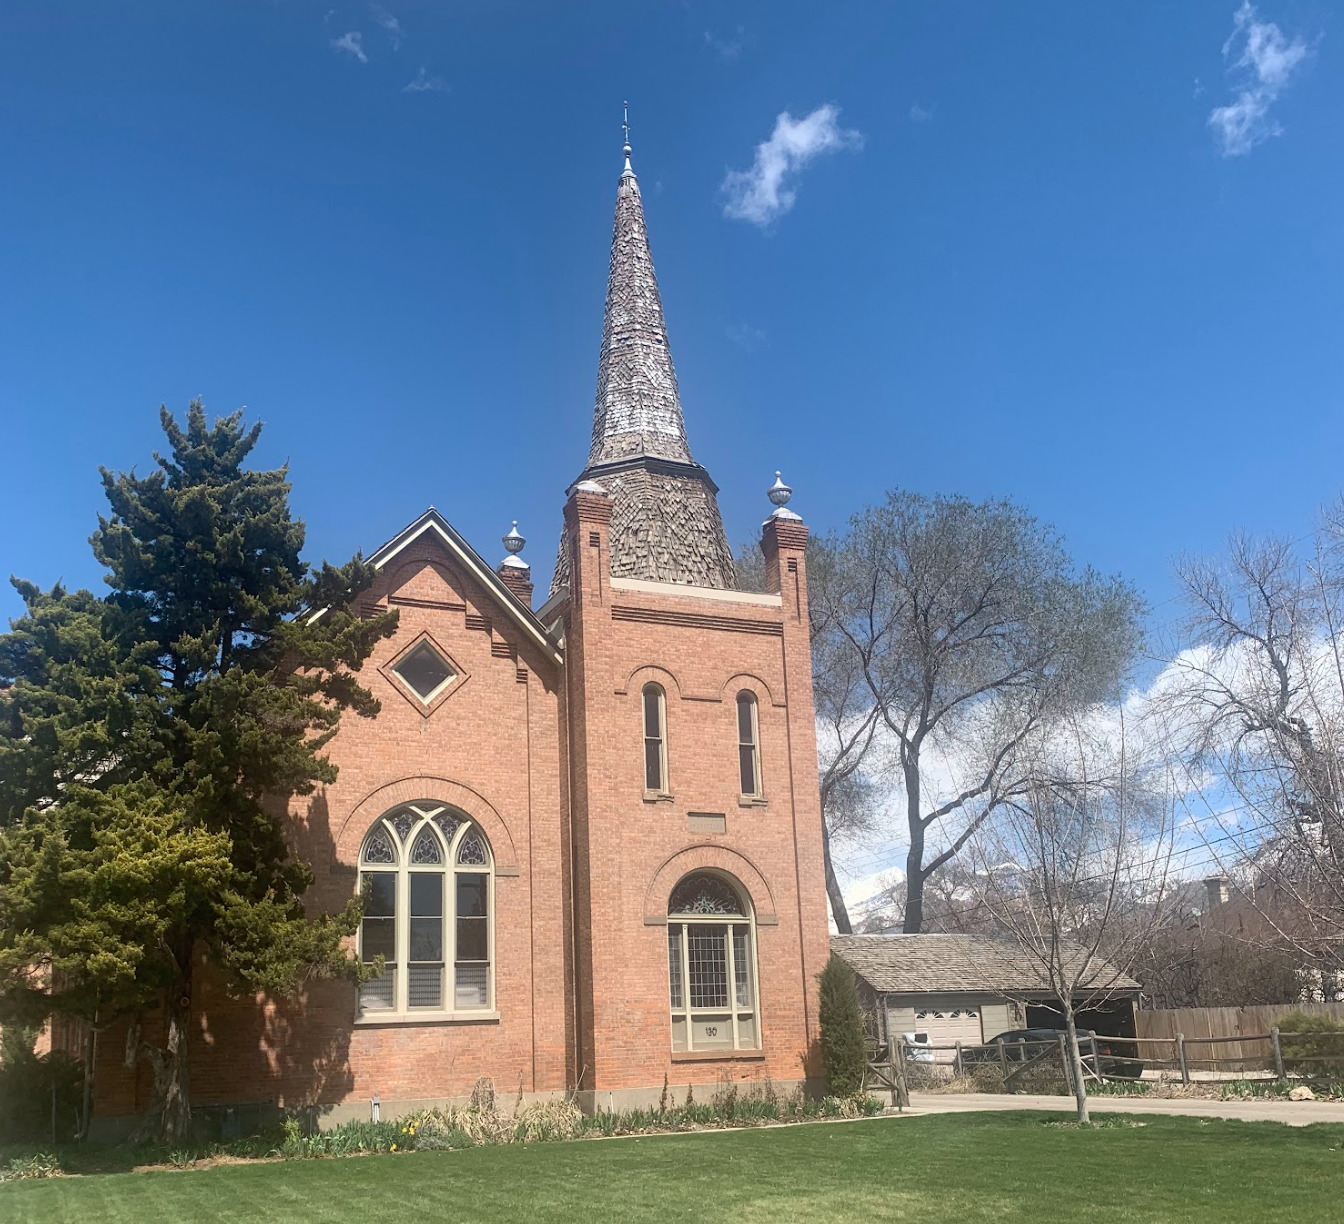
964 1028 1143 1079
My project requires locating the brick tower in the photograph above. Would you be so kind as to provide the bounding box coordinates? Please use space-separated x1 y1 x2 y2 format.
550 129 831 1106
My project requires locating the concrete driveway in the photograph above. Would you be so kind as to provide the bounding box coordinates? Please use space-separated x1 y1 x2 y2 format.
907 1091 1344 1127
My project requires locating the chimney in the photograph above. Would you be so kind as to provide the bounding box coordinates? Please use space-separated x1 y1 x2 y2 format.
497 521 533 608
1203 876 1228 911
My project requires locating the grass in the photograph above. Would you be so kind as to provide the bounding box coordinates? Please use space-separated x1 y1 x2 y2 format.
3 1111 1344 1223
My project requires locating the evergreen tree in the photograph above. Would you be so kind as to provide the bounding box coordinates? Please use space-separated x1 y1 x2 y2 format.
817 954 866 1097
0 402 397 1141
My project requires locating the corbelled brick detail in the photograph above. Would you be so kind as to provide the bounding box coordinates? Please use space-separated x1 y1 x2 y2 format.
497 561 533 608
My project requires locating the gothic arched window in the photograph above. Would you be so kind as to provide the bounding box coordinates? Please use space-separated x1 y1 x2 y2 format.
643 683 668 794
358 802 493 1016
666 872 759 1052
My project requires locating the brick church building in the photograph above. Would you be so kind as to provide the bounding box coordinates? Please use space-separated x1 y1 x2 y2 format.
93 136 831 1127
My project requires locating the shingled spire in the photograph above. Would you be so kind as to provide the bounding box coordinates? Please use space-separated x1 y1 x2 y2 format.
553 119 736 593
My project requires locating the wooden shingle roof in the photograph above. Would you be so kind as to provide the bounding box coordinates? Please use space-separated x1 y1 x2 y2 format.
830 934 1140 996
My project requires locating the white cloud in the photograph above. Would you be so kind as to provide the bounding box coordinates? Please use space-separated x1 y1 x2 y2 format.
726 322 767 351
704 27 745 63
371 4 403 50
330 31 367 64
403 66 447 94
1208 2 1310 157
908 103 933 123
721 104 863 227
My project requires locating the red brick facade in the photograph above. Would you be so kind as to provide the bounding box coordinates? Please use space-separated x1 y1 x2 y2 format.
86 498 829 1126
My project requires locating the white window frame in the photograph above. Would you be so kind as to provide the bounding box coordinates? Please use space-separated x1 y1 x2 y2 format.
642 683 669 797
392 640 458 705
667 873 760 1052
357 802 495 1019
735 691 763 800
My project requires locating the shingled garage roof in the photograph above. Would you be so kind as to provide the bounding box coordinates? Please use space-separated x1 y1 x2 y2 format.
830 934 1140 996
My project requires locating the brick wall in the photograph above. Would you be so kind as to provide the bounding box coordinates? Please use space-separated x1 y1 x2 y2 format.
91 501 831 1122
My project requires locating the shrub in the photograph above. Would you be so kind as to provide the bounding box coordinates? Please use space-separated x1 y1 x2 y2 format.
1278 1011 1344 1081
0 1152 61 1182
817 954 866 1097
0 1027 85 1144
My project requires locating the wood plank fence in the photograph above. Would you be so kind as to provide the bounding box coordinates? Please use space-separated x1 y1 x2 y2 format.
1137 1004 1344 1065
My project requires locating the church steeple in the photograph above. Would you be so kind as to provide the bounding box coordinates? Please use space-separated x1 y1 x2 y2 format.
553 116 737 593
587 118 693 468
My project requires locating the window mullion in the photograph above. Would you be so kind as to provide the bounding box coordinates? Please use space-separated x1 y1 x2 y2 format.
486 868 495 1011
448 869 458 1014
681 922 692 1051
725 925 740 1051
397 867 408 1013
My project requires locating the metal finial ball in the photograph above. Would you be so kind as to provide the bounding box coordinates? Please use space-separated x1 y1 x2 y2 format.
768 471 793 507
623 142 632 157
503 521 526 554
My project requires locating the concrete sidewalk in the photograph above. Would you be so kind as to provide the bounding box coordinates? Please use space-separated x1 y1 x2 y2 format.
907 1091 1344 1127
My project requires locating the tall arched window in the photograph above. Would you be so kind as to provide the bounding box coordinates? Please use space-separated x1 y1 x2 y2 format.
642 683 668 794
736 691 762 798
358 802 493 1017
666 872 759 1052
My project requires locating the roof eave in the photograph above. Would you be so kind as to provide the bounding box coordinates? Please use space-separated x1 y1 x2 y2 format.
368 508 563 666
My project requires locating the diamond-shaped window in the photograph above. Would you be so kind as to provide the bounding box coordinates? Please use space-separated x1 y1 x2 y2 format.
393 641 456 703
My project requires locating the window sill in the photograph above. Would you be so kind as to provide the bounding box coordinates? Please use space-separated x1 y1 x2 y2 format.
354 1010 500 1028
737 796 767 808
643 792 675 804
670 1049 766 1063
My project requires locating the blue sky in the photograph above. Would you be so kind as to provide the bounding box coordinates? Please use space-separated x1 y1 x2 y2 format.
3 1 1341 638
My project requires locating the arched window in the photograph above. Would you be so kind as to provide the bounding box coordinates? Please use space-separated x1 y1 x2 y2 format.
358 802 493 1017
666 872 759 1052
642 683 668 794
736 691 762 798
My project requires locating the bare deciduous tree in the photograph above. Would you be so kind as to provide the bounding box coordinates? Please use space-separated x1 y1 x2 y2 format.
968 712 1174 1124
1159 514 1344 993
816 493 1143 933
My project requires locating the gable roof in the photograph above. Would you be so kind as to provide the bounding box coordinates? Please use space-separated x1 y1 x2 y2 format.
368 508 562 667
830 934 1140 996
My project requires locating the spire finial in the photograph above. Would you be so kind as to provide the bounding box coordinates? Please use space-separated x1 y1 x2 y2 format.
621 100 634 175
501 520 529 569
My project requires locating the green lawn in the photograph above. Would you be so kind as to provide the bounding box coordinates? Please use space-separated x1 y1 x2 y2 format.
3 1112 1342 1224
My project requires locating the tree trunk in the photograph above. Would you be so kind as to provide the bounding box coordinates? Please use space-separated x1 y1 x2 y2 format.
134 969 194 1144
1061 1002 1090 1124
821 813 853 933
78 1021 96 1142
902 755 925 934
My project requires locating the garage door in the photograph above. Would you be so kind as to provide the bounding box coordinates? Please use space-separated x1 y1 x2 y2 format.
915 1005 983 1061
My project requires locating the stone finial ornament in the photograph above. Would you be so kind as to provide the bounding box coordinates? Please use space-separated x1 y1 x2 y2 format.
765 471 802 525
501 521 529 570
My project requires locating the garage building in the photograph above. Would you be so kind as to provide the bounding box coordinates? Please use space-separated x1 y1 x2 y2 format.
831 934 1140 1061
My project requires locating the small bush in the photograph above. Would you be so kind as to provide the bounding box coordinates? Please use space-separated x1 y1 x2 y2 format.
1278 1012 1344 1081
1090 1080 1152 1097
0 1027 85 1144
0 1152 61 1182
817 955 866 1097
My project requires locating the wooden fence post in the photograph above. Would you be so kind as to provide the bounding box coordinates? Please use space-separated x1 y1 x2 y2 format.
1058 1035 1072 1092
1088 1034 1099 1080
954 1041 963 1078
998 1039 1008 1082
894 1037 909 1110
1177 1033 1190 1085
1271 1027 1285 1080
